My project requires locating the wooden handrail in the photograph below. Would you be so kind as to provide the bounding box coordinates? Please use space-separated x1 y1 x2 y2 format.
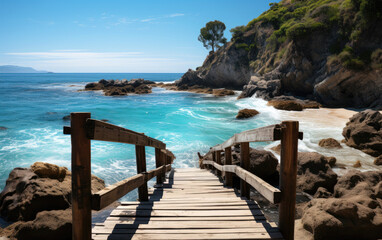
64 112 175 240
201 121 301 240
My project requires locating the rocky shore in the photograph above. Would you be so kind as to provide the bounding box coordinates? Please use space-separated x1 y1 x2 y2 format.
83 78 156 96
0 162 105 240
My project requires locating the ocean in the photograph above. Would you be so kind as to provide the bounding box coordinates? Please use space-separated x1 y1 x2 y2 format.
0 73 378 201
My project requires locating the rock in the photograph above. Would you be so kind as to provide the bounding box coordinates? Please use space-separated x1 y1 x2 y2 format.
62 115 70 121
313 187 332 198
297 152 338 195
374 156 382 166
0 164 105 222
248 149 278 180
212 89 235 97
268 100 304 111
353 160 362 168
302 170 382 239
30 162 68 181
236 109 259 119
129 78 155 88
0 127 7 130
342 110 382 157
327 157 336 168
4 209 72 240
318 138 342 149
84 78 153 96
270 144 281 154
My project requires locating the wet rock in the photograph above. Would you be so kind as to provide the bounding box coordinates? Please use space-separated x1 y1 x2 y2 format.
0 163 105 222
236 109 259 119
297 152 338 195
353 160 362 168
268 100 304 111
62 115 70 121
374 156 382 166
212 89 235 97
342 110 382 157
84 78 153 96
0 127 7 131
327 157 336 168
318 138 342 148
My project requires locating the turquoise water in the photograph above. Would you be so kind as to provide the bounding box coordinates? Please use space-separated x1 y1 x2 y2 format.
0 73 280 200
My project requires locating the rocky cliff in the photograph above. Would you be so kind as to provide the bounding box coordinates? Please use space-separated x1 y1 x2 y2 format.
177 0 382 109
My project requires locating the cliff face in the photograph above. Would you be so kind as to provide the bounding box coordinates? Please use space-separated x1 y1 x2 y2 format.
177 0 382 109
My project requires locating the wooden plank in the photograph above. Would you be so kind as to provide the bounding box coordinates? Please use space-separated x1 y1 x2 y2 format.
155 148 163 184
70 112 92 240
87 119 166 149
136 145 148 201
109 209 264 217
92 232 284 240
105 216 268 222
211 124 281 151
92 228 280 234
240 142 250 199
116 205 260 210
235 167 281 204
224 147 233 187
92 174 145 210
278 121 299 240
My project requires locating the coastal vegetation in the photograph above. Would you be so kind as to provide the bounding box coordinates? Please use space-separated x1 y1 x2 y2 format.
198 20 227 52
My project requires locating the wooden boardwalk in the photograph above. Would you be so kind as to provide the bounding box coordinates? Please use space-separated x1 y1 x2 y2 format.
92 168 283 240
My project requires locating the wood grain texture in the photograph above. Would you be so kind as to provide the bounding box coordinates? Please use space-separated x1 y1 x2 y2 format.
278 121 299 240
224 147 233 187
135 145 148 201
71 112 92 240
240 142 250 199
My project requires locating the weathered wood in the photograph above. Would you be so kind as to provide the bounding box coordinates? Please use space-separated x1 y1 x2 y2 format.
135 145 148 201
240 142 250 199
279 121 299 240
235 167 281 204
71 112 92 240
92 233 284 240
216 150 222 176
87 119 166 149
92 174 145 210
106 216 267 222
224 147 233 187
155 148 163 184
211 124 282 151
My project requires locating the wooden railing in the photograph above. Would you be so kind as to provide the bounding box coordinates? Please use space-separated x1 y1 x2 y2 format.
200 121 302 240
63 112 175 240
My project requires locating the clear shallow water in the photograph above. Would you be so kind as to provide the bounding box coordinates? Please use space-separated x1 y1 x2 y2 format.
0 73 380 201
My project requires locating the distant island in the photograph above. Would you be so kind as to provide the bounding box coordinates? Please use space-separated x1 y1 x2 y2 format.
0 65 52 73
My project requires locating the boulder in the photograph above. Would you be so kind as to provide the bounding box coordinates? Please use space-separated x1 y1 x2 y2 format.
30 162 68 181
297 152 338 195
302 170 382 239
374 156 382 166
318 138 342 148
84 78 153 96
353 160 362 168
268 100 304 111
4 209 72 240
248 149 278 180
212 89 235 97
342 110 382 157
0 164 105 222
236 109 259 119
313 187 332 198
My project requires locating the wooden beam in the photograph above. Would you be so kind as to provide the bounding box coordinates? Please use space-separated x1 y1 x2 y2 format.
87 119 166 149
92 174 145 210
224 147 233 187
71 112 91 240
279 121 299 240
135 145 148 201
155 148 163 184
240 142 250 199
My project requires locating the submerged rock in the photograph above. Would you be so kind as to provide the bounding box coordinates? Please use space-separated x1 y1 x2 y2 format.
342 110 382 157
0 127 7 131
236 109 259 119
318 138 342 149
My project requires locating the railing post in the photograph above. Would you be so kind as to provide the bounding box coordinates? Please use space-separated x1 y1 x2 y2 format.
279 121 299 240
135 145 148 201
216 150 222 177
224 147 233 187
71 112 92 240
240 142 250 199
155 148 163 184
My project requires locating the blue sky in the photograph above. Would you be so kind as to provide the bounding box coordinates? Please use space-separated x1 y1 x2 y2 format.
0 0 275 73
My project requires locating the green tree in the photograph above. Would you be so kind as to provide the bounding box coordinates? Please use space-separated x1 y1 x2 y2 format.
198 20 227 52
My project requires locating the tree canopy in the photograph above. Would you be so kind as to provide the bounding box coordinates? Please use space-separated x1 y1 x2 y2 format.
198 20 227 52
